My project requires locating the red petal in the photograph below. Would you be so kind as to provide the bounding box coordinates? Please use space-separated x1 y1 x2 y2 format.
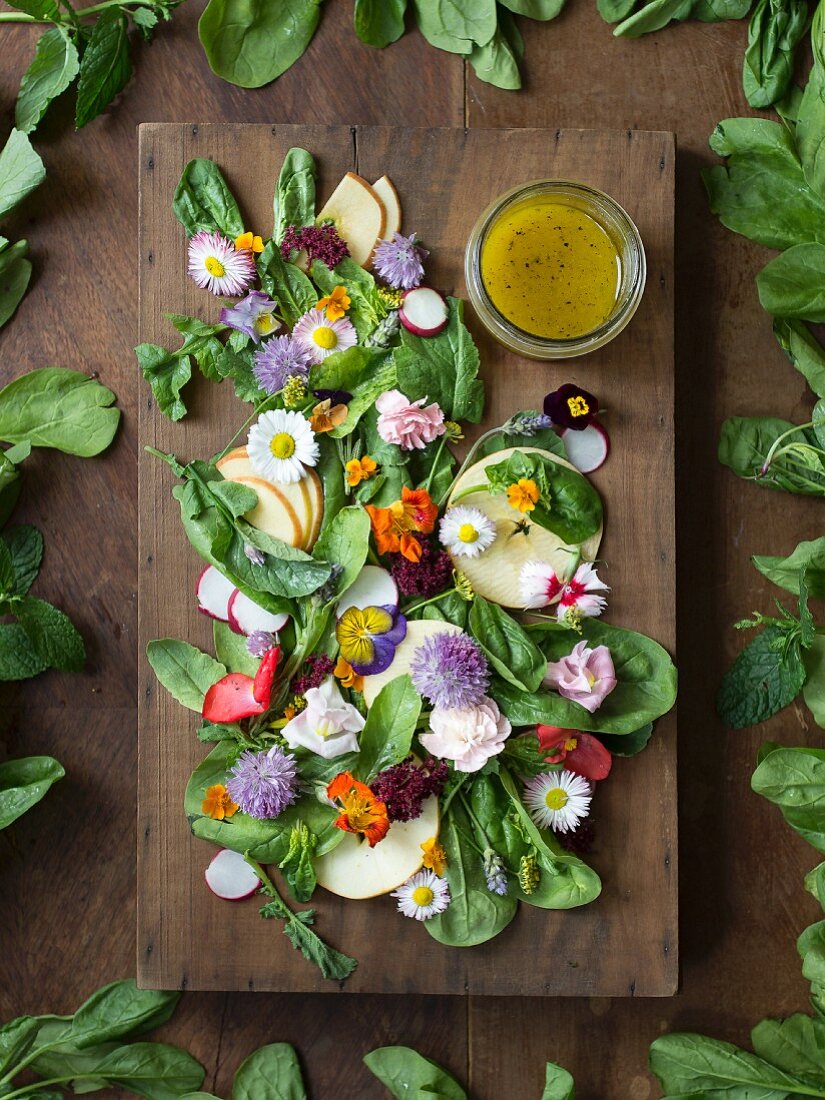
565 733 612 781
536 724 573 762
202 674 266 723
253 645 280 706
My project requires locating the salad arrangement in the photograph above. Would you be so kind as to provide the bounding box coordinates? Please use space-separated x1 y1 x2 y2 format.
140 147 677 980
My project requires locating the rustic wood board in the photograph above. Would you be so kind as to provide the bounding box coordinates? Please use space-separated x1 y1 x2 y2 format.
138 123 676 996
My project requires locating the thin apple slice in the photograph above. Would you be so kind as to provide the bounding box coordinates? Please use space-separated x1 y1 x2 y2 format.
372 176 402 237
362 619 461 707
205 848 260 900
196 565 235 621
232 475 303 547
316 172 386 268
227 589 290 636
216 446 322 550
337 565 398 618
315 794 439 899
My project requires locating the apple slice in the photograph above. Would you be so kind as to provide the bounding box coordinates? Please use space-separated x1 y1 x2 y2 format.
227 589 290 636
316 172 386 268
362 619 461 707
445 447 602 610
196 565 235 621
372 176 402 237
205 848 260 901
399 287 449 337
315 794 439 899
337 565 398 618
216 446 322 550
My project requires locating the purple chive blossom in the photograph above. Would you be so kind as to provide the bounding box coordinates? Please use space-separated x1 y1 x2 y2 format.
244 543 266 566
409 631 490 710
373 232 428 290
483 848 509 896
247 630 276 658
226 746 298 819
281 224 349 268
220 290 280 344
252 335 313 395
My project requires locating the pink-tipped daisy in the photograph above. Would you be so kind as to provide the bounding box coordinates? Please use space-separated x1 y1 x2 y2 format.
391 869 451 920
520 560 609 619
187 230 256 297
292 308 357 363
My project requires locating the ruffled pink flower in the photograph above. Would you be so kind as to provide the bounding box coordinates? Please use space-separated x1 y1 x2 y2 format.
419 696 511 773
375 389 445 451
543 640 616 714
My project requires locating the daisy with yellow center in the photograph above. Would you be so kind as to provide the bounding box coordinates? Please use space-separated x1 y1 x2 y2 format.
247 408 319 485
506 478 540 513
523 769 592 834
187 230 256 297
345 455 378 487
439 505 496 559
292 308 357 363
392 869 451 921
317 285 351 321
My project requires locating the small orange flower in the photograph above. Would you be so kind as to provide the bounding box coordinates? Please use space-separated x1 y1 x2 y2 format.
335 655 365 693
202 784 238 821
309 398 348 434
234 231 264 254
366 486 438 562
421 836 447 875
506 478 540 513
327 771 389 847
317 285 351 321
346 455 378 487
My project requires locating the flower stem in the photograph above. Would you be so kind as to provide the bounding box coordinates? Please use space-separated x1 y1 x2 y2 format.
215 392 279 461
401 587 457 617
423 435 447 495
436 425 506 509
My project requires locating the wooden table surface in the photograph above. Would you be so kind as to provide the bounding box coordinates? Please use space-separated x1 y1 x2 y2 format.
0 2 821 1097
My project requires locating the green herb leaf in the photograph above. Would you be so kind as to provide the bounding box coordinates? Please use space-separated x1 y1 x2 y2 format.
0 367 120 455
356 674 421 782
774 318 825 399
0 621 47 680
752 744 825 851
278 822 317 905
135 343 192 421
147 638 227 712
70 981 181 1049
273 147 316 241
719 623 806 728
353 0 407 47
542 1061 576 1099
198 0 323 89
2 524 42 595
469 595 546 691
363 1046 467 1100
173 158 245 238
17 596 85 672
232 1042 308 1100
75 9 133 129
6 0 59 16
0 237 33 331
0 128 45 219
311 258 388 343
0 755 64 830
15 27 80 134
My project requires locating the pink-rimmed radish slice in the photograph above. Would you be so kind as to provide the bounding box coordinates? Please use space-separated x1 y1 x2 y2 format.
227 589 290 636
337 565 398 618
560 422 610 474
205 848 260 901
196 566 235 622
399 286 448 337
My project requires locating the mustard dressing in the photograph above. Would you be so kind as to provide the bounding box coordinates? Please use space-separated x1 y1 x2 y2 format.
480 199 621 340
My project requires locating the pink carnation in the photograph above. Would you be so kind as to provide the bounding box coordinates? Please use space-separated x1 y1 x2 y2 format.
543 640 617 714
375 389 445 451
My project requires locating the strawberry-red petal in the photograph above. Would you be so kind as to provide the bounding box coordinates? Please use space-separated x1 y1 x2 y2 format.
202 674 266 723
253 645 280 706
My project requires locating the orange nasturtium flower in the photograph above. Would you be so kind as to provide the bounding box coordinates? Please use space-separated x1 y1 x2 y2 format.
506 477 540 513
366 486 438 562
421 836 447 876
335 655 365 693
345 455 378 487
309 398 348 434
234 231 264 254
328 771 389 847
202 783 238 821
317 285 351 321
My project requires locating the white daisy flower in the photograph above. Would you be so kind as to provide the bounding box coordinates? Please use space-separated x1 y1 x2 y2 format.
292 308 357 362
391 869 451 921
248 409 320 485
523 770 592 833
439 506 496 558
519 559 608 617
187 230 256 296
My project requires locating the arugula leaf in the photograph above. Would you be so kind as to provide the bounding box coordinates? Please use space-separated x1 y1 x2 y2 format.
718 623 806 728
232 1043 308 1100
363 1046 467 1100
173 158 245 238
198 0 323 89
2 524 43 595
0 367 120 456
0 238 33 330
135 342 192 421
353 0 407 47
0 755 64 830
147 639 227 712
356 674 421 782
277 822 317 904
17 596 85 672
0 129 45 220
273 147 316 241
75 8 132 129
15 27 80 134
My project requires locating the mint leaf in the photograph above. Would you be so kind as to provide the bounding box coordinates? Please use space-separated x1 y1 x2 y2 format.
3 524 43 594
0 129 45 219
15 27 80 134
75 9 132 129
0 539 15 595
0 622 48 680
0 755 64 830
718 624 806 728
17 596 85 672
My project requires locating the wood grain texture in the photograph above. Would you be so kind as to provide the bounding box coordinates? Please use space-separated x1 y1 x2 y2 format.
138 122 676 996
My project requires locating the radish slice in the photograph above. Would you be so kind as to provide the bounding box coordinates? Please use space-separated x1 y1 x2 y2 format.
205 849 260 901
227 589 290 636
196 566 235 622
399 286 449 337
561 422 610 474
337 565 398 618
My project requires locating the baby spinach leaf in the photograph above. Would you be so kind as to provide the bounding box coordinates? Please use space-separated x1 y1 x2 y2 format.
501 0 564 15
89 1041 205 1097
753 537 825 597
750 1013 825 1089
0 755 64 830
0 622 47 680
356 674 421 782
0 367 120 456
15 27 80 134
0 237 33 330
469 595 546 691
309 345 383 394
233 1042 307 1100
313 504 370 594
468 13 523 90
0 1015 40 1077
796 0 825 200
413 0 497 51
649 1032 809 1095
173 158 245 238
354 0 407 47
487 450 603 544
758 242 825 320
198 0 323 89
752 744 825 851
611 0 750 39
798 920 825 990
0 128 45 219
258 242 317 326
542 1061 576 1099
774 318 825 398
718 415 825 494
329 359 398 438
17 595 85 672
147 638 226 712
363 1046 467 1100
718 623 806 728
807 861 825 910
70 982 181 1049
75 8 132 129
742 0 808 109
803 634 825 727
273 147 316 242
597 722 653 756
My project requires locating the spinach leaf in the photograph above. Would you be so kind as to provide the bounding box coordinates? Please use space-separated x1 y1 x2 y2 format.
798 920 825 992
16 595 85 672
750 1013 825 1090
146 638 227 712
774 317 825 398
198 0 323 89
469 595 546 691
611 0 750 38
0 441 29 528
758 241 825 319
501 0 565 15
743 0 808 109
233 1042 307 1100
74 8 132 129
597 722 653 756
86 1041 205 1096
273 147 316 242
0 128 45 219
363 1046 467 1099
329 358 397 438
0 755 64 830
753 537 825 596
314 434 347 541
797 0 825 200
803 634 825 727
355 674 421 782
70 982 180 1049
313 504 370 594
0 524 36 594
475 416 569 461
468 12 523 90
718 415 825 495
807 861 825 910
309 344 384 394
718 623 806 728
394 298 484 423
15 27 80 134
0 367 120 456
354 0 407 47
751 744 825 851
649 1032 810 1095
258 242 318 326
173 158 245 238
0 1016 40 1078
0 237 33 330
135 343 192 422
542 1061 576 1099
413 0 497 51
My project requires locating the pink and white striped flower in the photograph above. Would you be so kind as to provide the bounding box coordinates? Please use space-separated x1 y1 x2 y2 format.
187 230 256 296
519 560 609 620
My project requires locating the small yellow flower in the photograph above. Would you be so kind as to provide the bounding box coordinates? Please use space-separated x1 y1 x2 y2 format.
378 286 403 308
421 836 447 876
444 420 464 442
234 231 264 254
317 285 351 321
346 455 378 487
201 784 238 821
518 853 540 895
282 375 307 407
506 478 540 513
334 655 365 693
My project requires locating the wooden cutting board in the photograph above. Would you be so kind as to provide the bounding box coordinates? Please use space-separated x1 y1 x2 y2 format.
137 123 676 996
